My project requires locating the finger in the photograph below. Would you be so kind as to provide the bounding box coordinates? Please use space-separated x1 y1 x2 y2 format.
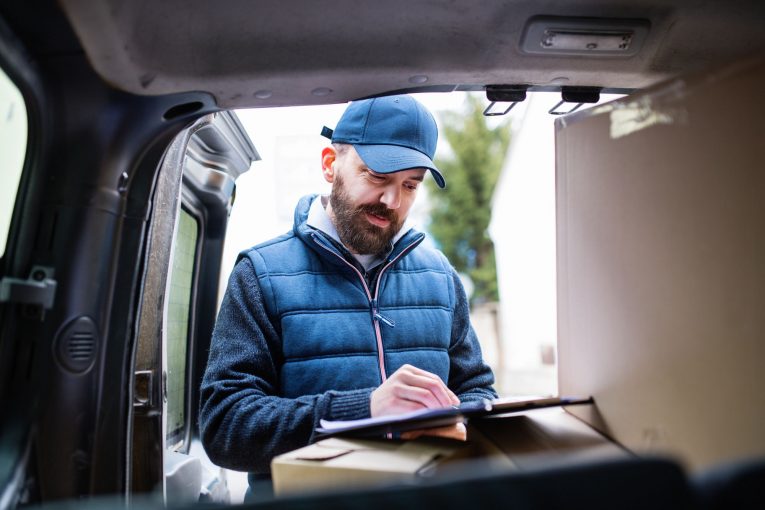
394 383 444 409
421 423 467 441
397 372 455 408
399 429 425 440
446 388 461 406
399 365 450 385
387 398 427 415
400 423 467 442
397 366 461 406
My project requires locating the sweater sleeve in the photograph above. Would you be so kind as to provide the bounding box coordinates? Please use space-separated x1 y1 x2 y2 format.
199 258 374 474
447 267 499 402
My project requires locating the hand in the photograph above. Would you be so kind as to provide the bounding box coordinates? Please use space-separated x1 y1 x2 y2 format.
400 422 467 441
370 364 460 417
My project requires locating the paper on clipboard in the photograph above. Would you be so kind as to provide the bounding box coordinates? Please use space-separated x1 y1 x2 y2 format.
316 396 593 438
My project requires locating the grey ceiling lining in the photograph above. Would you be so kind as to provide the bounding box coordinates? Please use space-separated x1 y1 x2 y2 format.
59 0 765 108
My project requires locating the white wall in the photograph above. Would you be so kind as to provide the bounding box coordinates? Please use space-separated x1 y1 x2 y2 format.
489 93 623 396
489 94 556 370
489 94 559 395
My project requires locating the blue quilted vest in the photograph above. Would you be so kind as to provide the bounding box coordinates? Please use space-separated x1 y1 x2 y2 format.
239 195 455 398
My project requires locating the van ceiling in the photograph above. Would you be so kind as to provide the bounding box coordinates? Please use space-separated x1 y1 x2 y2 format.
58 0 765 108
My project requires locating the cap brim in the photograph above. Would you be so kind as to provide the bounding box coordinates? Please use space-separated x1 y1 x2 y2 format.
353 144 446 188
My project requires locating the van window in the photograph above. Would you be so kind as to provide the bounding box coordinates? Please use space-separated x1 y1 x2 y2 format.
165 207 199 449
0 66 28 257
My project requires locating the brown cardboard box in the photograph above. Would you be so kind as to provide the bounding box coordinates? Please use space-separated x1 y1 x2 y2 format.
556 56 765 471
271 408 625 495
471 408 626 470
271 432 504 496
271 438 451 495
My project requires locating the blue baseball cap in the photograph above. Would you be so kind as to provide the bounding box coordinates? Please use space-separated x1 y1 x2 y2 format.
322 95 445 188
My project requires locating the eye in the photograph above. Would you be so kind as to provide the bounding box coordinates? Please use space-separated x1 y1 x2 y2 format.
365 170 386 182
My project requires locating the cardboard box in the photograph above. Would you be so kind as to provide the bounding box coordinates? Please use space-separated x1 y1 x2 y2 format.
471 408 626 470
556 56 765 470
272 408 625 495
271 433 502 496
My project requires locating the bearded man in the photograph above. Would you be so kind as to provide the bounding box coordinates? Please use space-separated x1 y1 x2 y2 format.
199 95 496 495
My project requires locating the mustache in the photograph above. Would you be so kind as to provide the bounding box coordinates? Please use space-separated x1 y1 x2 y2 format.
358 203 398 223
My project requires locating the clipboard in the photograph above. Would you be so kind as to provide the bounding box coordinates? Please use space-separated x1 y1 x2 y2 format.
316 396 594 438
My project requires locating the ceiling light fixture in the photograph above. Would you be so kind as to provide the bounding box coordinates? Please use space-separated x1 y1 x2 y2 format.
522 16 649 57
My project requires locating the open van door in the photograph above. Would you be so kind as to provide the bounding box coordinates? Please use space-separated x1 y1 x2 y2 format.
130 112 257 504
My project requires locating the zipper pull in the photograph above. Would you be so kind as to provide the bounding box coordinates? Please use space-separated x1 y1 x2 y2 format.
370 299 396 328
374 312 396 328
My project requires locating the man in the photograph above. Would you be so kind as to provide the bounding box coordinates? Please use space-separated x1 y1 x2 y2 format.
199 95 496 485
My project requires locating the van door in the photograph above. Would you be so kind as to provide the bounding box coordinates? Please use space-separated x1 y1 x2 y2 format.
130 112 258 504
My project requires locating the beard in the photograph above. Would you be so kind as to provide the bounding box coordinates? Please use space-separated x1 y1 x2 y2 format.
329 174 404 255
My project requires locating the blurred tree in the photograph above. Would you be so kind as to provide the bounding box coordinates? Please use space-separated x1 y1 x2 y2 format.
426 93 511 304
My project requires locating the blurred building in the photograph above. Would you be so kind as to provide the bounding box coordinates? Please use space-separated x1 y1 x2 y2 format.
489 94 559 397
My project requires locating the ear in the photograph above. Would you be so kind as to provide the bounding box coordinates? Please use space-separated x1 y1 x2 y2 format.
321 147 336 183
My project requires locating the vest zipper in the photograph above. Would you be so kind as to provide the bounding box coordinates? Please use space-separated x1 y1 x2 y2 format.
371 299 396 327
311 233 423 384
312 235 388 383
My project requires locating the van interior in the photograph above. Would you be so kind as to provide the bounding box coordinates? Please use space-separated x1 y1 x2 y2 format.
0 0 764 508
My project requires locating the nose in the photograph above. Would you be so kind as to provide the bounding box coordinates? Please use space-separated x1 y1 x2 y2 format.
379 184 401 210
